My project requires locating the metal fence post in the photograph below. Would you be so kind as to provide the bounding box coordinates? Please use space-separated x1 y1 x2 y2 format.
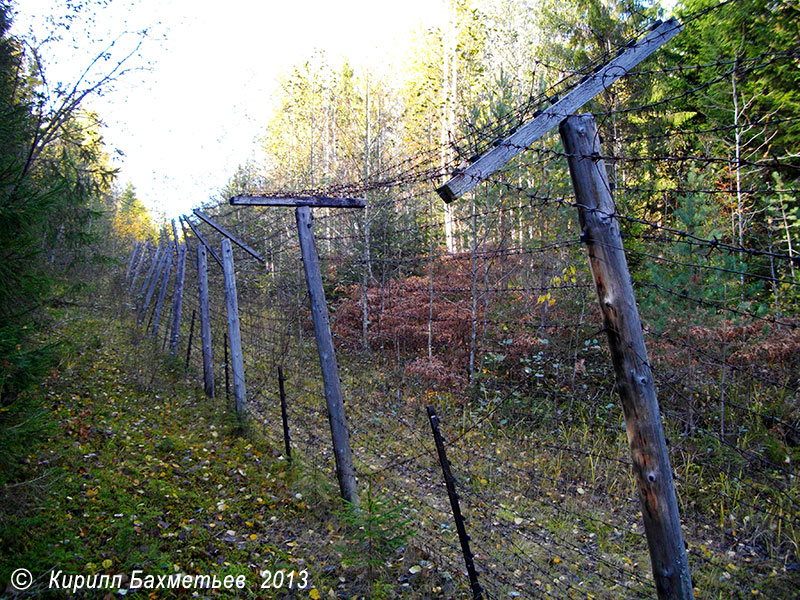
426 405 483 600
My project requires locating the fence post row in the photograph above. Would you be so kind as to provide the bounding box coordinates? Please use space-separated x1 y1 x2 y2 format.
426 405 483 600
169 243 187 356
197 245 216 398
560 114 693 600
221 238 247 423
295 205 360 508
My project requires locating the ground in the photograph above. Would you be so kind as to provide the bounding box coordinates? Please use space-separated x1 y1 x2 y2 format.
0 306 435 599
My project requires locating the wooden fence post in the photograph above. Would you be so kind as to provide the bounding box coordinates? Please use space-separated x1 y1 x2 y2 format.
221 238 247 422
151 251 174 340
125 242 143 281
197 245 215 398
137 243 162 298
295 206 359 508
169 243 187 356
560 114 693 600
128 240 151 295
139 248 167 323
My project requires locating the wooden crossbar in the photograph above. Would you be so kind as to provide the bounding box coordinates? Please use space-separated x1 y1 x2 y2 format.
182 214 223 267
436 18 682 203
230 195 366 209
193 209 265 264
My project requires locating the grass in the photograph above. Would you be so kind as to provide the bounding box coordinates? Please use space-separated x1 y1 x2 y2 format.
0 306 363 598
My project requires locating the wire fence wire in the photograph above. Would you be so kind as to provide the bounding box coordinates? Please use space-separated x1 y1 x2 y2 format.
122 1 799 597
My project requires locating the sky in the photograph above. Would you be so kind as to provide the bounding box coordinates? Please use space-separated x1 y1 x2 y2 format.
12 0 448 220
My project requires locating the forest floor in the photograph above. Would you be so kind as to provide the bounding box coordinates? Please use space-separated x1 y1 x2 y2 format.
0 305 437 599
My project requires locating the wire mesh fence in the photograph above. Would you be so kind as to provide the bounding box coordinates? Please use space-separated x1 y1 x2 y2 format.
120 1 798 596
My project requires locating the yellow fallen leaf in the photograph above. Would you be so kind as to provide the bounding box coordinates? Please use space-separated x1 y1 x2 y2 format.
102 559 112 569
309 589 321 600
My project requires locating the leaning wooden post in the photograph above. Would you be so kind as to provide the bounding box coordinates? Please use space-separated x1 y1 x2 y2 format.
197 245 215 398
137 243 162 299
138 248 167 323
295 206 359 507
221 238 247 422
125 242 143 281
128 241 151 295
169 243 188 356
151 251 174 340
560 114 693 600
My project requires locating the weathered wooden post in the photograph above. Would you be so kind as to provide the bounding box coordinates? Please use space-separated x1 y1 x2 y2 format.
430 20 688 598
197 245 215 398
161 305 172 350
560 114 693 600
139 248 168 323
151 250 174 340
435 19 682 202
128 240 151 295
125 242 143 281
137 243 162 298
184 215 223 267
169 243 187 356
221 238 247 422
295 205 359 507
194 209 265 263
171 219 180 249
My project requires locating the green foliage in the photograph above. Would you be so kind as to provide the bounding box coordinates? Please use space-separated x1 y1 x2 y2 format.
113 183 156 243
335 481 415 576
0 323 58 406
0 3 131 404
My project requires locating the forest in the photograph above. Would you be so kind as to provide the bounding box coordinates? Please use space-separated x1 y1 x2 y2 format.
1 0 799 598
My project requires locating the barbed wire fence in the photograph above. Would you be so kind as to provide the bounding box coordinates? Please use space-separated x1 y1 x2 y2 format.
119 1 798 597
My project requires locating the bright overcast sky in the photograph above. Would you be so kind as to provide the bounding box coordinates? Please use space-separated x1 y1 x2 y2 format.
12 0 447 220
